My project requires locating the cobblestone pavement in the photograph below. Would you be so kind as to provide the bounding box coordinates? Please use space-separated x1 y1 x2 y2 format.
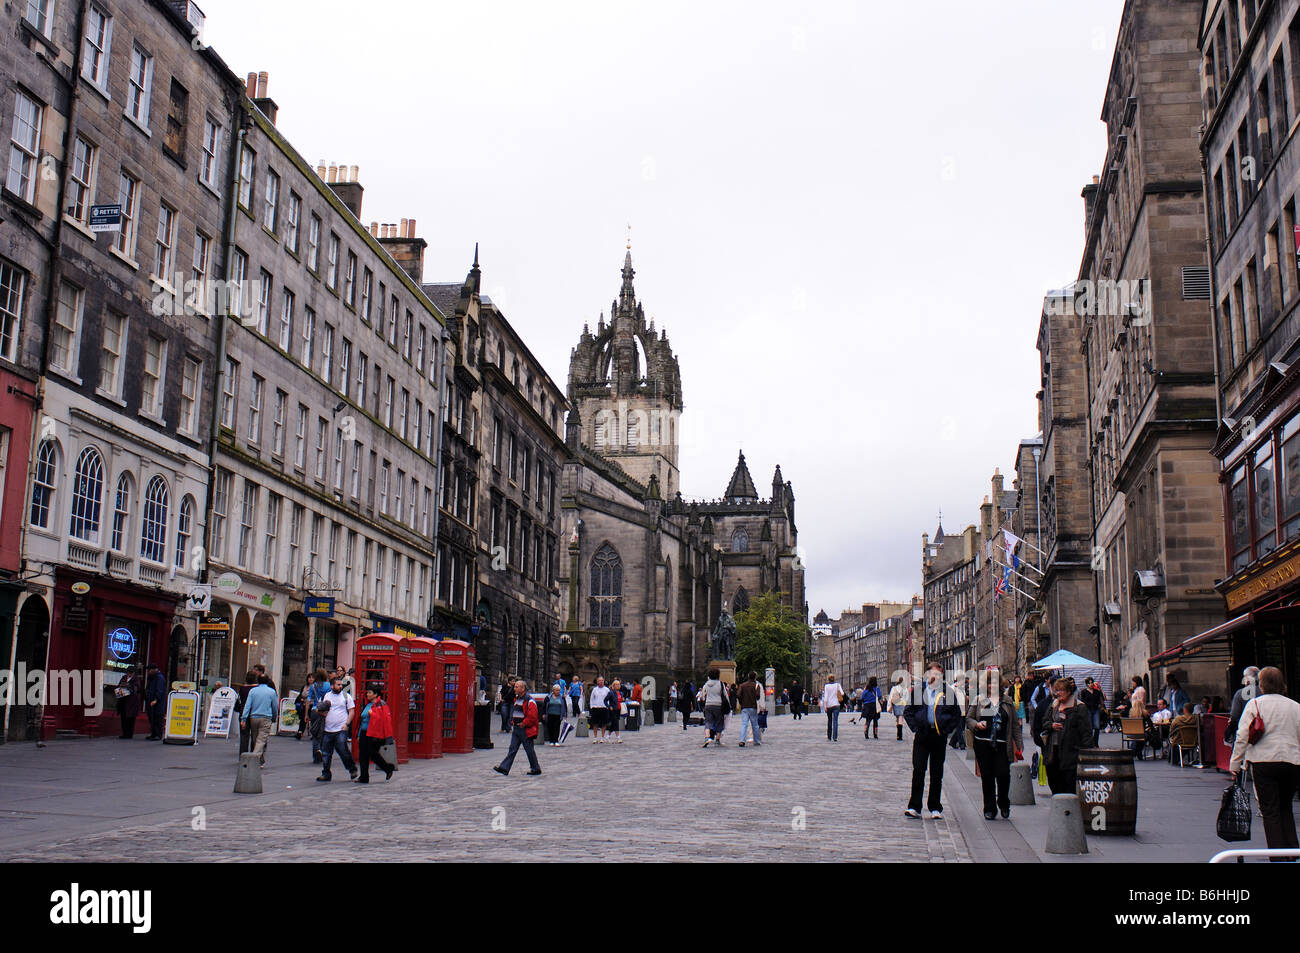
2 711 972 862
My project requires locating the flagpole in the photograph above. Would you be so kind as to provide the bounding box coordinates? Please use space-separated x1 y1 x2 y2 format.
992 556 1042 590
1003 530 1047 559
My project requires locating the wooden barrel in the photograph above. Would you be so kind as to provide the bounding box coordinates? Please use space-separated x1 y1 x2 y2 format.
1075 749 1138 835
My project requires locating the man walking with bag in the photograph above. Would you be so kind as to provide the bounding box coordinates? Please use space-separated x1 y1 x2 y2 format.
494 679 542 776
737 672 763 747
903 662 964 820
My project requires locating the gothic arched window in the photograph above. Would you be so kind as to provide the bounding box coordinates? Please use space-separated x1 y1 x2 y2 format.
589 543 623 629
732 529 749 553
733 586 750 613
69 446 104 543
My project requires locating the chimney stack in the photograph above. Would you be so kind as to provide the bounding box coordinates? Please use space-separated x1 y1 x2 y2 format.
328 163 364 220
377 216 428 283
1082 174 1100 235
250 70 278 124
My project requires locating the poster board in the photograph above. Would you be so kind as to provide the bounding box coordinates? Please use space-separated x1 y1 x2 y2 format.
204 686 238 738
163 690 201 745
277 691 300 735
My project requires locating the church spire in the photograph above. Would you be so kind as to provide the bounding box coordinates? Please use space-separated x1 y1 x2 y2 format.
618 249 636 313
725 450 759 503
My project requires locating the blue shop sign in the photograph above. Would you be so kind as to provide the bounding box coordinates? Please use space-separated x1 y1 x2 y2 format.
304 597 335 617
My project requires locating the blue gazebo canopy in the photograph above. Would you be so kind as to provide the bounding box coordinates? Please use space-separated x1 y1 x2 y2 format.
1032 649 1098 668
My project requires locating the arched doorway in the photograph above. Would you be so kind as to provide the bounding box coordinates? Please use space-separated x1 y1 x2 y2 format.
8 597 50 741
167 624 189 685
231 608 253 681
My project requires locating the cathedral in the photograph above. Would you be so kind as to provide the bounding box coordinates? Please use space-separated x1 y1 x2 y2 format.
555 251 807 688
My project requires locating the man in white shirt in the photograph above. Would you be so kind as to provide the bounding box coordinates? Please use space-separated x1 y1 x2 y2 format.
588 677 611 743
1150 698 1173 725
822 676 845 742
316 675 358 782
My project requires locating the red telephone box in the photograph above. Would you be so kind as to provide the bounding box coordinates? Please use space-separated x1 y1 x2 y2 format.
353 633 409 764
399 637 444 759
435 639 476 754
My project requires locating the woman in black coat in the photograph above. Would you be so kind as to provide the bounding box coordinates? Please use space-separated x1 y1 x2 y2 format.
1039 676 1094 794
677 679 693 730
115 668 143 738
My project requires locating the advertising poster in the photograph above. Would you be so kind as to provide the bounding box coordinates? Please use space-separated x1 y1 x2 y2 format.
163 690 200 745
204 686 238 738
277 690 300 735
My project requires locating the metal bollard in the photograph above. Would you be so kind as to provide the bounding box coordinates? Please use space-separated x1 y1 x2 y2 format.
1045 794 1089 854
234 752 263 794
1009 762 1036 805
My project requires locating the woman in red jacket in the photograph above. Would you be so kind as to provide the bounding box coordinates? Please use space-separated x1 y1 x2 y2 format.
357 685 395 783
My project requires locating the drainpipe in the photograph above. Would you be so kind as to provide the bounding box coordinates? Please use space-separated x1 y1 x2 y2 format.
197 101 248 688
427 327 449 635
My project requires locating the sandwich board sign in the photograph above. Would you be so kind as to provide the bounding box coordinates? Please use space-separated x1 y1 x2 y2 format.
204 686 238 738
164 689 201 745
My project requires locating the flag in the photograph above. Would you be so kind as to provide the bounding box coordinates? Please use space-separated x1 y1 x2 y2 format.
1002 528 1021 570
995 566 1010 601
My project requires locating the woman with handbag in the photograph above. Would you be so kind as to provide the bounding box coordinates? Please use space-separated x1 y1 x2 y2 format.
967 673 1022 820
606 678 625 744
1039 676 1093 794
861 677 883 740
356 684 395 783
1229 666 1300 854
700 668 728 747
114 667 143 738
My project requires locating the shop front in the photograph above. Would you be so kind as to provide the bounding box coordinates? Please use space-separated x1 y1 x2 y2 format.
200 574 288 692
47 569 179 735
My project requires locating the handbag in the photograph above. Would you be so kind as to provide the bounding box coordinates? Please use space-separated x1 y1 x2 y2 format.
1247 709 1265 745
378 737 398 768
1216 775 1252 842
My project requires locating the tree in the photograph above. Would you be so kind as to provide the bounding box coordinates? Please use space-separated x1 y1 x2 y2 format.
734 591 806 688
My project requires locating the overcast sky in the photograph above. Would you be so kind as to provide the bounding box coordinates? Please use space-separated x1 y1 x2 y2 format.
202 0 1125 621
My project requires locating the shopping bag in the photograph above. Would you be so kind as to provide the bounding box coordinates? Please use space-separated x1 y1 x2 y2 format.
378 738 398 768
1036 754 1047 786
758 711 768 730
1216 776 1252 842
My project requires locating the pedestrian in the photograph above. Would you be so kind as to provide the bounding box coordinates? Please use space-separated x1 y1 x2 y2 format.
114 667 143 738
700 669 728 747
356 684 395 783
788 681 802 720
861 677 883 740
888 677 908 741
253 663 276 694
240 674 278 767
1080 676 1105 746
677 677 693 730
568 675 584 720
1128 676 1147 718
1225 666 1260 745
967 670 1021 820
1162 674 1189 715
315 675 358 782
589 676 610 743
606 678 624 743
902 662 964 819
821 674 845 742
669 680 679 716
737 671 763 747
545 684 566 746
1012 675 1025 719
295 673 313 741
144 663 167 740
1038 676 1092 794
307 668 330 763
499 678 516 733
1229 666 1300 856
494 679 542 776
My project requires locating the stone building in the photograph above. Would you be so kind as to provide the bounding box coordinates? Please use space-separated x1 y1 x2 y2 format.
1189 0 1300 699
1032 288 1099 672
921 521 979 674
555 252 806 689
1078 0 1223 695
203 74 447 692
425 251 567 691
973 468 1022 671
6 0 239 736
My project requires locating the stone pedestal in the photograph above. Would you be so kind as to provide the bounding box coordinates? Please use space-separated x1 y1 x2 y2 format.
1046 794 1089 854
234 753 262 794
576 714 589 738
668 708 678 722
710 660 737 685
1009 762 1036 805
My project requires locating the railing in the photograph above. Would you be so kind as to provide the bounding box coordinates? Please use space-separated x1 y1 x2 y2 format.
1209 848 1300 863
66 541 99 570
138 563 167 586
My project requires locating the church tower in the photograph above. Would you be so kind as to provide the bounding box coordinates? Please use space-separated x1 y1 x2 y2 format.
567 249 683 497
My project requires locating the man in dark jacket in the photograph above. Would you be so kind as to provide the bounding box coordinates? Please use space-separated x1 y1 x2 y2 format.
1224 666 1259 745
144 664 167 740
902 662 964 820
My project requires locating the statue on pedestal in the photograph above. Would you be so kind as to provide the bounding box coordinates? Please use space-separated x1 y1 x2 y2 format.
710 607 736 661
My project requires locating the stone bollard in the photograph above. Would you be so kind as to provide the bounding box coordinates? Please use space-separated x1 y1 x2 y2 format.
1045 794 1089 855
1009 762 1036 805
234 753 263 794
668 708 678 722
576 714 589 738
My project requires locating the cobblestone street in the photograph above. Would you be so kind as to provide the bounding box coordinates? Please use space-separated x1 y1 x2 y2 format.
1 712 972 862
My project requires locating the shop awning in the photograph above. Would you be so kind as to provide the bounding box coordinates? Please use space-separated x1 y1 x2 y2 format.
1154 608 1274 670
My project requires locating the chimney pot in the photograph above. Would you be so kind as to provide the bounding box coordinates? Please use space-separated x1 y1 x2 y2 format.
407 218 416 238
369 222 378 236
327 164 338 183
246 72 257 96
350 165 359 183
257 71 269 98
400 218 409 237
